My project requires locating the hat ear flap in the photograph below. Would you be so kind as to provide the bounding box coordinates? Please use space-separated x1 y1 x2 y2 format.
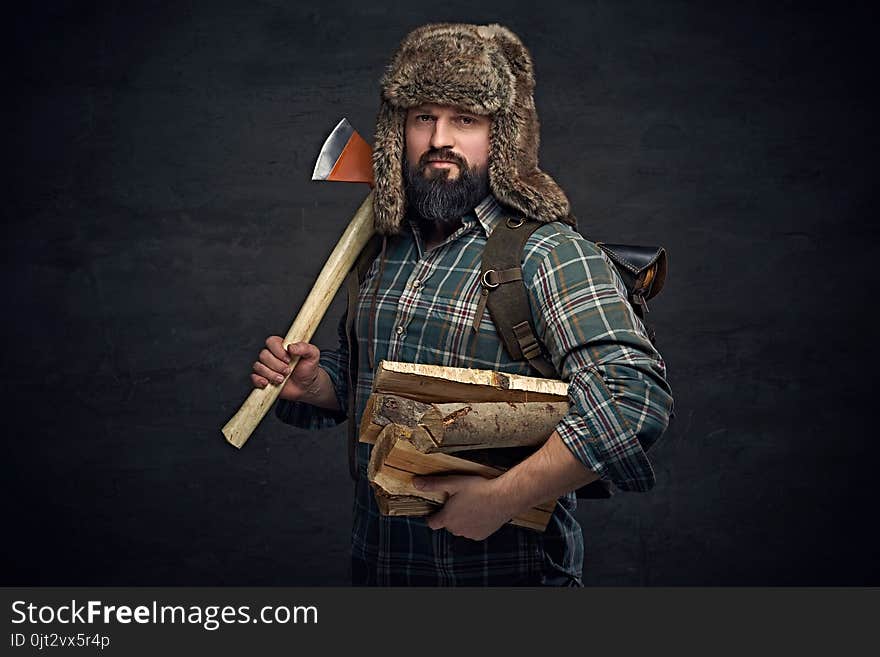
372 103 407 235
489 105 574 227
485 27 575 227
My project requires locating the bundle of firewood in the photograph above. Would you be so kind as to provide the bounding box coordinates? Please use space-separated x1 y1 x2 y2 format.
360 361 570 532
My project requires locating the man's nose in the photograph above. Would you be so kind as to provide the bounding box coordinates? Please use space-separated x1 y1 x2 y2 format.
429 118 454 150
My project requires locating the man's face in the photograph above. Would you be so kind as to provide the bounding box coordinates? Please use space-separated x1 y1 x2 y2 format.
403 103 491 223
405 103 490 179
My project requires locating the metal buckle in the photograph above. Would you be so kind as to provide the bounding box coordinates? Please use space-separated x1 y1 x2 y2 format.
506 217 525 228
481 269 500 288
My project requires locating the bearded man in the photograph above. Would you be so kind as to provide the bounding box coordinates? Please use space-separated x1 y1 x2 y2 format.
252 23 674 586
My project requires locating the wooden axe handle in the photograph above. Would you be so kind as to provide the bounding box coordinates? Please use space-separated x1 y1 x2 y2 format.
222 192 377 448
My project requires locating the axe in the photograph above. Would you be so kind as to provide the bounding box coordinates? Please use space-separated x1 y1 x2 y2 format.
222 119 375 448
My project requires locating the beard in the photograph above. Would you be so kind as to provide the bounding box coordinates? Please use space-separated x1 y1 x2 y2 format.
403 148 490 231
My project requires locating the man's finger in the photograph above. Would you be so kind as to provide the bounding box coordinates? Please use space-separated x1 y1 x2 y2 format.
288 341 319 362
425 508 447 531
258 349 290 374
413 474 470 493
254 360 287 384
265 336 291 363
411 475 436 492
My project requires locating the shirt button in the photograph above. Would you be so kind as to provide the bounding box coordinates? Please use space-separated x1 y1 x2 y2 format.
412 279 422 289
396 325 405 335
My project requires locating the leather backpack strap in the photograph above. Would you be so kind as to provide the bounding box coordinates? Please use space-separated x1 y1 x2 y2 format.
478 216 559 379
344 233 383 481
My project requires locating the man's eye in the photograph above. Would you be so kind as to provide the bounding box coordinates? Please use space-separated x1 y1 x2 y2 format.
458 116 475 125
417 114 434 122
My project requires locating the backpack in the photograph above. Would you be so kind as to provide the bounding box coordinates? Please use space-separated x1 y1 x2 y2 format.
474 216 666 380
342 215 668 498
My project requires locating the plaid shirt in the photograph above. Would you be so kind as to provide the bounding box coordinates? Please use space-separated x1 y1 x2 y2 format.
276 195 674 586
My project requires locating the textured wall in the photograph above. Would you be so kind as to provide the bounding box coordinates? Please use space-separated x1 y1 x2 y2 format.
4 0 875 585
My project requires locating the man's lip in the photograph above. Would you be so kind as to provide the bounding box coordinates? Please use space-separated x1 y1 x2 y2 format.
426 160 458 166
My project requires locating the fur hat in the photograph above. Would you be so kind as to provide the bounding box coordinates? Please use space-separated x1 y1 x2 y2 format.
372 23 575 235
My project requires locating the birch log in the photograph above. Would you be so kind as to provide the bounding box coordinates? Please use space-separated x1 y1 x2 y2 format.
359 393 570 453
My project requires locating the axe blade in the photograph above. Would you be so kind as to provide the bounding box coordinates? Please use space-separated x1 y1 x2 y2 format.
312 117 374 185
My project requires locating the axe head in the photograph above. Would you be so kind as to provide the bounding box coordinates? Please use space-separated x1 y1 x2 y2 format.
312 118 374 186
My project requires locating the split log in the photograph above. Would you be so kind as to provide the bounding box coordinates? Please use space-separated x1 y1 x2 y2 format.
373 489 438 517
367 424 555 532
371 360 568 403
360 393 570 453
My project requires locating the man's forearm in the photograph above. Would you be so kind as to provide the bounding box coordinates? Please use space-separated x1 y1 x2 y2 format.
413 430 601 540
494 431 599 515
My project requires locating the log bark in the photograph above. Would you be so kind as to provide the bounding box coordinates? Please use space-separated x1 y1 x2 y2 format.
359 393 569 453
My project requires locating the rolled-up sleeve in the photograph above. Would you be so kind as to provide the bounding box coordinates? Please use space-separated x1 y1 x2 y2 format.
525 234 674 492
274 312 350 430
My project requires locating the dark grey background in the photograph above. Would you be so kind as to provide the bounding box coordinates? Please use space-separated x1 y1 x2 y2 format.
4 0 876 585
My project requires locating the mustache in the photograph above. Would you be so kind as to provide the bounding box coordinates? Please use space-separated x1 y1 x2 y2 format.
418 148 467 170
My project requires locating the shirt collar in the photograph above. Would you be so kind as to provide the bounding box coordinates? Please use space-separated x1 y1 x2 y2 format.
471 194 505 236
406 194 506 243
